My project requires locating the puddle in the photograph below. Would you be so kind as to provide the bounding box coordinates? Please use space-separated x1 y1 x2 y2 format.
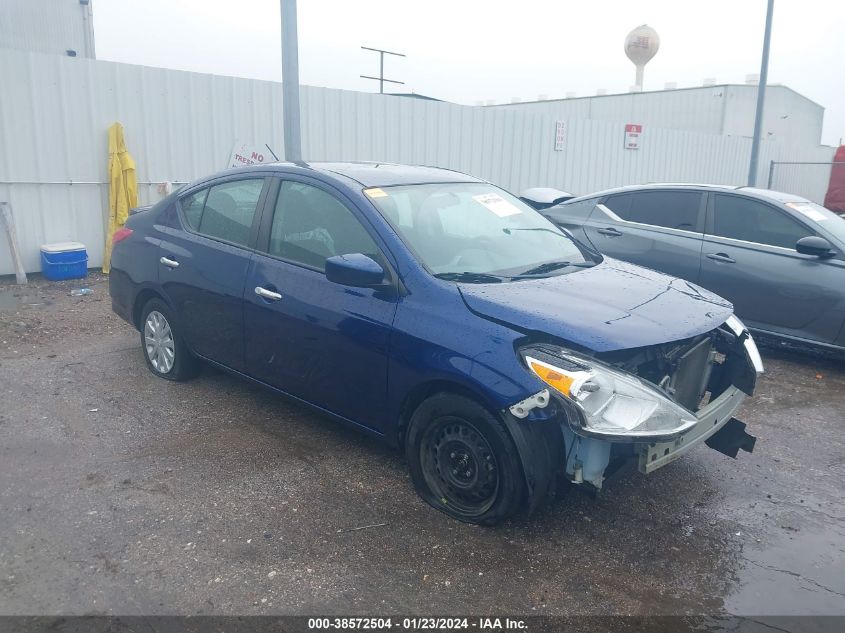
724 522 845 615
0 288 49 312
0 289 21 311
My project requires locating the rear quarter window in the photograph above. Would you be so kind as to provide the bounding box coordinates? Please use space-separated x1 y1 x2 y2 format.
180 189 207 230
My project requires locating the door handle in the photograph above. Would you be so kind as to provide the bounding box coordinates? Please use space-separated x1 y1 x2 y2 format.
160 256 179 268
255 286 283 302
706 252 736 264
597 227 623 237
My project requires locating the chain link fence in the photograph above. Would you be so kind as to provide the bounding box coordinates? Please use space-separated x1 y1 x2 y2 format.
766 161 845 209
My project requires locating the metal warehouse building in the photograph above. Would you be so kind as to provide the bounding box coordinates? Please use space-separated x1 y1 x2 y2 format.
0 1 838 275
0 0 95 59
492 84 826 148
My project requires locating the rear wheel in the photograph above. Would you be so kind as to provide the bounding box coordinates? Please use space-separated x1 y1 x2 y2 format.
139 298 199 381
405 393 525 525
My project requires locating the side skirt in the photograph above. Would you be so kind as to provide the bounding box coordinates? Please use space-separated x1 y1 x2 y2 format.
193 353 387 442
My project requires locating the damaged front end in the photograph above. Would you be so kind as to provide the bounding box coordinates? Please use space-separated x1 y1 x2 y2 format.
512 315 763 491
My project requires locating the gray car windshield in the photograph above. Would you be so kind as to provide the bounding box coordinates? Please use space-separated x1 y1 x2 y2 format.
367 183 591 280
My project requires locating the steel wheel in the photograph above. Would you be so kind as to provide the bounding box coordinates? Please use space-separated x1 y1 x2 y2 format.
144 310 175 374
420 417 500 516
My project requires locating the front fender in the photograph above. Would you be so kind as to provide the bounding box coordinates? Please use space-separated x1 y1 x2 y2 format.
499 405 571 513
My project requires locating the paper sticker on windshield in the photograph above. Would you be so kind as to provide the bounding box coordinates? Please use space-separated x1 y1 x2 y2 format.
786 202 827 222
364 187 388 198
472 193 521 217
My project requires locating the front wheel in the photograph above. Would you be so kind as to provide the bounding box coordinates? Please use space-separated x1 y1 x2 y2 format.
139 298 199 381
405 393 525 525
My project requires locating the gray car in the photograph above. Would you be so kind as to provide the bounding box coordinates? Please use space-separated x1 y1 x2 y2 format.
537 184 845 354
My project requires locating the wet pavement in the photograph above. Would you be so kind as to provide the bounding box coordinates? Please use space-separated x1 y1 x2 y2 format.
0 275 843 621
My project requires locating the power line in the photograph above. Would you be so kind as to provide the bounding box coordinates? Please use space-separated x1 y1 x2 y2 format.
360 46 405 94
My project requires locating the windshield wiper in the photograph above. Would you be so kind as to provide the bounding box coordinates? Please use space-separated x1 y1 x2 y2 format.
515 260 597 277
434 271 504 283
502 227 565 236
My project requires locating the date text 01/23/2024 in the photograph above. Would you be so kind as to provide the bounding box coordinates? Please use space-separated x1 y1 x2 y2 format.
307 617 528 630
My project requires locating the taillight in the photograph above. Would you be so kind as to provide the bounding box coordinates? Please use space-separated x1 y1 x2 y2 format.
112 227 133 245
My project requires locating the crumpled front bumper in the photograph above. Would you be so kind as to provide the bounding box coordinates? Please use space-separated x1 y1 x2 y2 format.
638 384 747 474
558 320 763 489
558 382 753 489
506 316 763 497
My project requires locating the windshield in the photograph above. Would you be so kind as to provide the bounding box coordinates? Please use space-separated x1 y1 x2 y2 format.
367 183 593 280
786 201 845 245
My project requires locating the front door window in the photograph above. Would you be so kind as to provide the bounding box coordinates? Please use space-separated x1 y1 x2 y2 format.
268 181 381 270
710 195 812 249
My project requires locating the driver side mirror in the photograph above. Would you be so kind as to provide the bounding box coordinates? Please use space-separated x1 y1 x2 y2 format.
795 236 835 258
325 253 385 287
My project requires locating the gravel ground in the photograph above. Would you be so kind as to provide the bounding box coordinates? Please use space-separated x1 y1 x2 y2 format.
0 274 843 623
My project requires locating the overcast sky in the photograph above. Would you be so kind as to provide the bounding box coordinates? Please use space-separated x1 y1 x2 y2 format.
93 0 844 146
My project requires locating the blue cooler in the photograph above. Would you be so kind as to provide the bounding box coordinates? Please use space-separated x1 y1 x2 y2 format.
40 242 88 281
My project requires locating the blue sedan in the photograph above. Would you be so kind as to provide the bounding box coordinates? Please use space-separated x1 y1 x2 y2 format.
109 162 762 524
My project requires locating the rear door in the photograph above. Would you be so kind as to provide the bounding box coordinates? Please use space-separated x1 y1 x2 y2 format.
159 177 269 372
699 193 845 344
582 189 706 282
243 176 399 432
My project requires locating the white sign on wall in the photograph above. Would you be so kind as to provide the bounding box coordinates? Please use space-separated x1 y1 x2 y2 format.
624 124 643 150
227 141 276 168
554 121 566 151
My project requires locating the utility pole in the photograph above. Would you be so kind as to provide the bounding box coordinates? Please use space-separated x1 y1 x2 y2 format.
360 46 405 94
280 0 302 162
748 0 775 186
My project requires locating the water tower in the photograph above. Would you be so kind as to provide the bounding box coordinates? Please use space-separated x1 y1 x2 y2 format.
625 25 660 91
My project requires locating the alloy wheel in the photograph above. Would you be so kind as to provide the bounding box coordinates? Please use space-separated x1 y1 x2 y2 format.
144 310 175 374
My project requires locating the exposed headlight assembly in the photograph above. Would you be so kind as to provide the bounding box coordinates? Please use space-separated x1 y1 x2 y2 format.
521 345 697 441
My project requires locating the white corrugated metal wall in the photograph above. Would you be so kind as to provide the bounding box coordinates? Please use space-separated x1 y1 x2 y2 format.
300 85 833 198
0 49 836 274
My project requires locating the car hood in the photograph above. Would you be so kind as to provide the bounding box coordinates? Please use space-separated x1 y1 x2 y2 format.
458 258 733 352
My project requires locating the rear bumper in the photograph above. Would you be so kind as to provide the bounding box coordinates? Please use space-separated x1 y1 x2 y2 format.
108 268 136 328
638 384 747 474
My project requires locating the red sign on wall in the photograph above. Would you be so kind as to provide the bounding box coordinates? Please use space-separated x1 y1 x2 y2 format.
624 124 643 150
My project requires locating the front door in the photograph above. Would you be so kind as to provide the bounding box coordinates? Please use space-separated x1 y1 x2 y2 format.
243 177 399 432
699 192 845 344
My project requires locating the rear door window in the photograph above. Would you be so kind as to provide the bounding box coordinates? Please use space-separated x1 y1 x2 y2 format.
710 194 813 249
627 191 702 232
190 179 265 247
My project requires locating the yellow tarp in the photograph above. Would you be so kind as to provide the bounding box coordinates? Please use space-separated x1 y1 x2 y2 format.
102 122 137 273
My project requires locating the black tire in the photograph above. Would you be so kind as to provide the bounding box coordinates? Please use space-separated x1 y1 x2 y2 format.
405 392 525 525
139 298 199 382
